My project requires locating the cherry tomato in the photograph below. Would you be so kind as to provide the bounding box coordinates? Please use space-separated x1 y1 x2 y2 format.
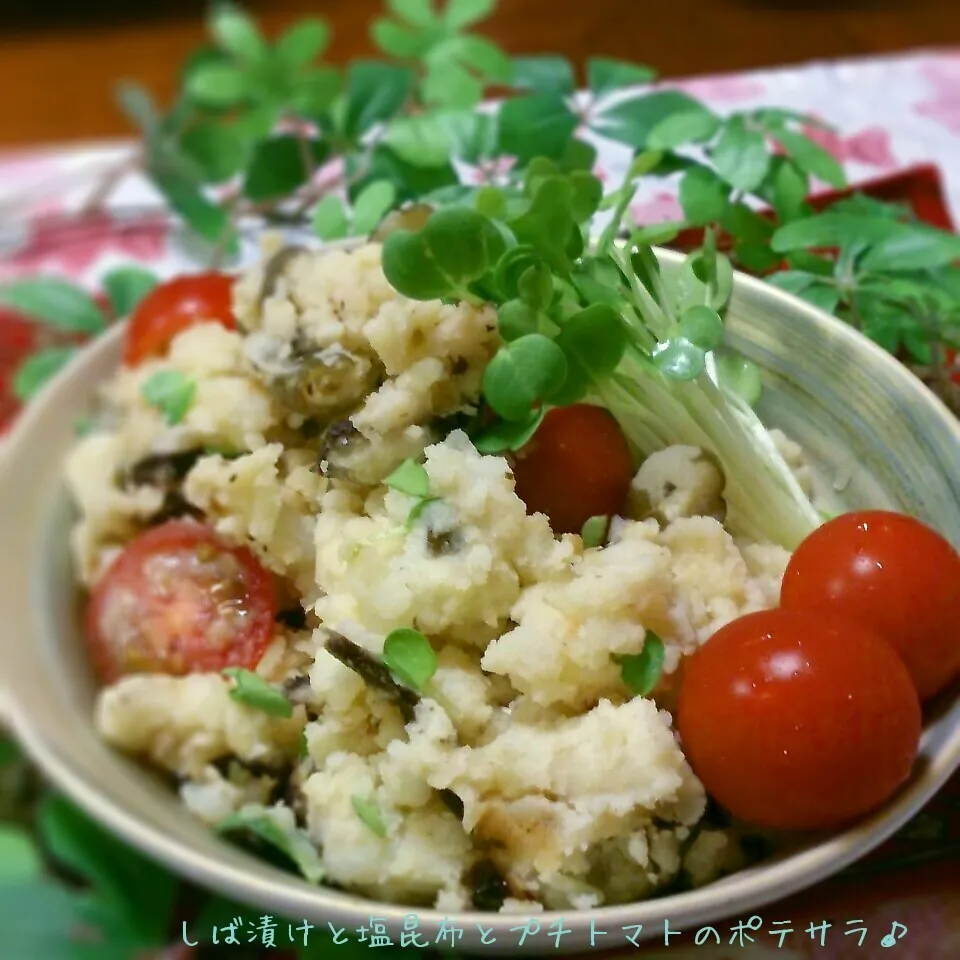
85 520 276 683
945 347 960 385
676 608 921 832
123 273 235 366
511 404 635 535
781 510 960 701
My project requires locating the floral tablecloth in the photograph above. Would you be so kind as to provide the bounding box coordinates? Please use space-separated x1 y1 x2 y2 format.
1 48 959 960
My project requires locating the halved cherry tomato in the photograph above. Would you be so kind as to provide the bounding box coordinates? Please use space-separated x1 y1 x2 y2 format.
123 272 235 366
781 510 960 701
85 520 276 683
511 404 635 535
676 608 921 832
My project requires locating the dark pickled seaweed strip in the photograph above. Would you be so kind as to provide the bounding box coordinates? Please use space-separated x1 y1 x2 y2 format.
126 448 206 489
437 789 464 822
147 490 205 526
425 526 463 557
276 607 308 630
258 246 309 307
465 858 509 912
323 631 419 724
318 419 359 462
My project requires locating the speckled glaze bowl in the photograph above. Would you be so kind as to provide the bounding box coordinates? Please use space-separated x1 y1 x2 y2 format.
1 245 959 955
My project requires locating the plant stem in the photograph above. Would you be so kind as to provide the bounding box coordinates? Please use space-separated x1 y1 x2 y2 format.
79 150 144 215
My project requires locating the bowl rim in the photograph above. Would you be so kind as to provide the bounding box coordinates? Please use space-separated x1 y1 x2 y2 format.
2 244 959 949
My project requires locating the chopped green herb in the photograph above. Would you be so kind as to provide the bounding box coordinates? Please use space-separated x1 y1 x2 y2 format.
618 631 666 697
73 416 96 437
580 515 610 548
0 277 107 333
351 795 388 837
217 805 324 883
222 668 294 718
382 627 437 693
406 496 440 528
385 458 431 498
12 347 77 401
141 370 196 425
101 266 159 319
299 729 310 759
472 406 546 454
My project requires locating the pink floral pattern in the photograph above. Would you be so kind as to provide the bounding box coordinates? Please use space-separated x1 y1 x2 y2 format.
666 74 767 102
631 191 684 224
801 122 898 169
914 55 960 133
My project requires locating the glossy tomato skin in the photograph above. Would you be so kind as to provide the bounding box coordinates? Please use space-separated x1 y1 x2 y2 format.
781 510 960 701
85 520 276 683
123 273 235 366
511 404 635 535
676 608 921 832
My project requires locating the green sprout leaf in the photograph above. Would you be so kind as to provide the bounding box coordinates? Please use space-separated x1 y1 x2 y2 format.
0 278 107 333
275 18 330 70
595 91 707 150
223 668 294 718
243 135 323 202
179 119 251 184
587 57 656 96
769 128 846 190
580 515 610 548
713 352 763 407
511 55 575 95
12 347 77 401
152 169 239 253
617 631 666 697
352 179 398 235
497 299 540 341
482 334 569 421
141 370 196 426
0 827 43 884
678 166 729 226
218 806 324 883
647 109 721 150
351 795 388 837
186 62 251 107
343 61 416 139
313 195 350 241
210 1 266 64
472 406 545 454
496 93 578 163
678 305 725 351
102 266 159 319
382 627 438 693
443 0 497 30
711 115 770 192
385 458 431 498
555 303 628 377
651 336 706 380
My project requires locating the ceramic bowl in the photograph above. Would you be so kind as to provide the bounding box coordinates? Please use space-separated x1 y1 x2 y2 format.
1 247 959 955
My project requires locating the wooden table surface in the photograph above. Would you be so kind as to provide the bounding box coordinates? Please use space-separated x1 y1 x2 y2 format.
0 0 958 149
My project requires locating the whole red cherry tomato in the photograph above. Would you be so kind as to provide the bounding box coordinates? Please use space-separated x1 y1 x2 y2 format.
123 272 235 366
676 608 921 832
85 520 276 683
781 510 960 701
511 404 635 535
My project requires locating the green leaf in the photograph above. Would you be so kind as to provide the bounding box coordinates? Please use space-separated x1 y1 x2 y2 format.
617 631 665 696
387 0 439 27
497 93 578 163
351 795 388 837
141 370 195 425
152 169 238 252
0 737 20 767
711 116 770 192
482 334 569 421
511 55 575 95
223 668 293 718
859 227 960 273
385 458 431 498
431 35 513 84
210 1 266 63
443 0 496 29
587 57 656 96
555 304 628 377
580 515 610 548
275 19 330 70
218 806 324 883
353 180 398 235
678 166 730 226
102 266 158 319
770 128 846 189
0 827 43 883
371 19 433 58
796 284 841 314
0 278 106 333
178 120 249 184
678 305 725 351
351 144 458 205
421 58 484 109
762 157 809 223
595 91 706 149
12 347 77 401
343 61 416 139
472 406 545 453
292 68 342 116
764 270 821 296
313 195 350 241
770 213 902 253
651 336 706 380
383 113 459 167
735 242 782 273
497 299 539 341
116 81 161 138
38 794 177 943
382 627 437 692
186 63 250 107
721 203 774 245
713 352 762 406
647 109 721 150
243 135 318 202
